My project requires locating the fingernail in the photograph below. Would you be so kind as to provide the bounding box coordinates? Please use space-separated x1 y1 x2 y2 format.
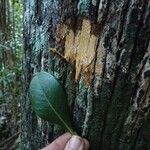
68 135 82 150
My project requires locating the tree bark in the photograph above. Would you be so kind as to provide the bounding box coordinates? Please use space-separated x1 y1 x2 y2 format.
22 0 150 150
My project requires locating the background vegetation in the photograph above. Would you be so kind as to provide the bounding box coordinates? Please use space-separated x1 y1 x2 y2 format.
0 0 23 149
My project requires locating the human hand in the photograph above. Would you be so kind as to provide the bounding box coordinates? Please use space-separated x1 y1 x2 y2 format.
41 132 89 150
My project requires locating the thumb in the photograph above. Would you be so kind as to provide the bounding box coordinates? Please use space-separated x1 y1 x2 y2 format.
64 135 84 150
41 133 71 150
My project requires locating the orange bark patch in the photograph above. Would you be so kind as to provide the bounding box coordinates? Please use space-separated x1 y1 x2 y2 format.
56 19 104 86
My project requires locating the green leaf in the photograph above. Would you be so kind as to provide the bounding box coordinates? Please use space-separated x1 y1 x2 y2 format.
29 71 74 134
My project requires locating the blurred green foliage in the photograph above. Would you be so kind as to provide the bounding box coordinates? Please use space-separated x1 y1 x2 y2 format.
0 0 23 147
0 0 23 103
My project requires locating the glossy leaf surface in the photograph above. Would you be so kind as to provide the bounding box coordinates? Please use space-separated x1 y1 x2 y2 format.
29 71 73 133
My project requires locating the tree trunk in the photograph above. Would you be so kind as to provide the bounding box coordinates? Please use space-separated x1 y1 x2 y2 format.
22 0 150 150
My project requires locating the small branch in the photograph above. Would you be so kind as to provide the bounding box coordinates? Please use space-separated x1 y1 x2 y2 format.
0 131 20 147
49 48 66 61
0 44 11 50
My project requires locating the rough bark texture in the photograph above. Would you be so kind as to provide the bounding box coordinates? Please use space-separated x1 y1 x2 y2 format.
22 0 150 150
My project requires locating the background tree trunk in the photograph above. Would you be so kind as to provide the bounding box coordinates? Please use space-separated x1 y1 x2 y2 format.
22 0 150 149
0 1 22 149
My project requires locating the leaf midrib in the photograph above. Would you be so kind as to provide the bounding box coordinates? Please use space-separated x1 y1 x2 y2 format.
37 76 73 134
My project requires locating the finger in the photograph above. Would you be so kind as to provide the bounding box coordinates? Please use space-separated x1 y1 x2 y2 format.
83 138 89 150
41 132 71 150
64 135 84 150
